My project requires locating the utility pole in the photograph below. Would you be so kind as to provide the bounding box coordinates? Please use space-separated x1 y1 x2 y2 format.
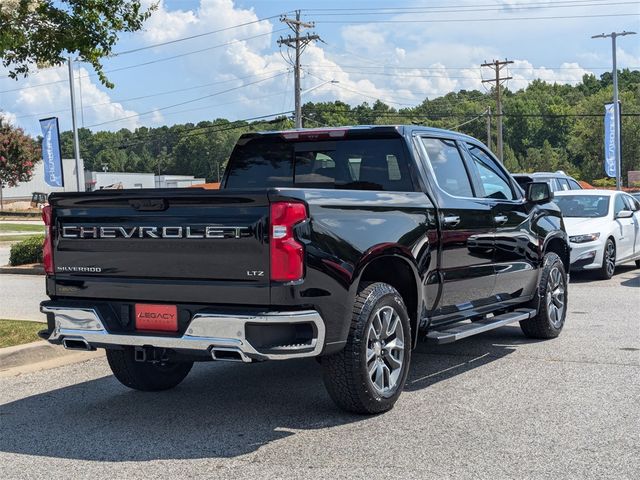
67 57 82 191
482 59 513 162
592 31 636 190
486 107 491 149
278 11 321 128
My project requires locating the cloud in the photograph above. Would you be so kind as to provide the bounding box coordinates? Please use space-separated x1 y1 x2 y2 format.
0 110 17 126
1 66 141 134
507 60 593 90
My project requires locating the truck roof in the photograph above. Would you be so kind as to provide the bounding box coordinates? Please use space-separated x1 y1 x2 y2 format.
243 125 480 143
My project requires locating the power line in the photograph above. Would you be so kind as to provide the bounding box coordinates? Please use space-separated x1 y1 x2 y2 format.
304 71 416 106
112 14 288 56
0 29 287 94
314 13 640 24
86 71 289 128
304 0 617 11
11 69 291 121
305 1 637 16
114 111 293 150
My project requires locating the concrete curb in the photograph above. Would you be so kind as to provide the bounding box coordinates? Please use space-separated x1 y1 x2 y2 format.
0 340 101 372
0 264 44 275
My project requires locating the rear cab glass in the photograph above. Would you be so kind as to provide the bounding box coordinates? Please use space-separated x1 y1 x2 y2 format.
225 135 415 191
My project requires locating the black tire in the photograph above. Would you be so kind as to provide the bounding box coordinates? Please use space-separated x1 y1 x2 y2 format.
321 282 411 414
635 259 640 268
598 238 616 280
106 348 193 391
520 252 567 339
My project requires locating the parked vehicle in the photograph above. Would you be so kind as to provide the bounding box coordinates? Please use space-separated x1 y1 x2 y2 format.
512 171 582 193
555 190 640 279
39 126 570 414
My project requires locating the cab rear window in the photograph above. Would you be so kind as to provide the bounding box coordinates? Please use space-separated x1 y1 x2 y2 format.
225 136 415 191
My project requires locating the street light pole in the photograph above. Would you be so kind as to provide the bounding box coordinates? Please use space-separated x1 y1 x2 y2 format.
67 57 82 192
592 30 636 190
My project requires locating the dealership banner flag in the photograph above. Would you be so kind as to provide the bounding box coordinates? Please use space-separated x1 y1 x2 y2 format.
39 117 64 187
603 103 617 178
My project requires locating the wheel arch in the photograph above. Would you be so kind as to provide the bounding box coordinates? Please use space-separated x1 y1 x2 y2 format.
353 246 422 348
543 234 570 273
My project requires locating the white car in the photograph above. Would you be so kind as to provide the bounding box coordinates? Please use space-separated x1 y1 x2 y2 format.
555 190 640 279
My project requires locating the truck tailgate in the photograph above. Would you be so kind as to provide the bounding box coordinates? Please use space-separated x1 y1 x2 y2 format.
48 189 270 304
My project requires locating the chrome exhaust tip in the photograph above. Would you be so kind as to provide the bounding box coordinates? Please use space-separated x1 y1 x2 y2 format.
211 347 251 363
62 338 93 351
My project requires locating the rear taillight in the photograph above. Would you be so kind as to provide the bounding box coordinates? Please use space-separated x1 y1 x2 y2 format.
270 202 307 282
42 204 54 275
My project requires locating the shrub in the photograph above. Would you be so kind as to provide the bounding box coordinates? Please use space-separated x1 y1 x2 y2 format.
591 177 616 188
9 235 44 266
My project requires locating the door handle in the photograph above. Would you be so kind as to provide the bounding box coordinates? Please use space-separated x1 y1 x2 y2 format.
494 214 508 225
443 215 461 227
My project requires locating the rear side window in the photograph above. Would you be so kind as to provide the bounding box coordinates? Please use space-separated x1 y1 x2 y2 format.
557 178 570 191
568 178 582 190
225 137 414 191
420 137 473 197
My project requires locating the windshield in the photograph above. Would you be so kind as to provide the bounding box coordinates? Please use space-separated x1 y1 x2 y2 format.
555 195 609 218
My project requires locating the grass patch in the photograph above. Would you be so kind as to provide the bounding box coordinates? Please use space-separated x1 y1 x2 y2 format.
0 319 44 348
0 235 33 244
0 223 44 233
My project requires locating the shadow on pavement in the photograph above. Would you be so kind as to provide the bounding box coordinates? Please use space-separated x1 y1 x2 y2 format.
0 326 537 462
570 265 637 284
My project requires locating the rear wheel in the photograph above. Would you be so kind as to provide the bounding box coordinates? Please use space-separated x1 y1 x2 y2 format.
106 348 193 391
597 238 616 280
321 282 411 414
520 252 567 339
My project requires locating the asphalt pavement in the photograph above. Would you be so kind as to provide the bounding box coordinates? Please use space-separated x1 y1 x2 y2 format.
0 267 638 479
0 274 47 321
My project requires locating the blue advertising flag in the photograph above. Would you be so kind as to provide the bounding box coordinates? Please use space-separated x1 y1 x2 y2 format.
39 117 64 187
603 103 616 178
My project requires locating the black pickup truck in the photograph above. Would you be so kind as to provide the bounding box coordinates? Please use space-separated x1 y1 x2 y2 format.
40 126 570 414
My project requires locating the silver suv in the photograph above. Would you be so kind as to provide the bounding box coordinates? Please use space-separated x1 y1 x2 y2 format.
512 171 582 193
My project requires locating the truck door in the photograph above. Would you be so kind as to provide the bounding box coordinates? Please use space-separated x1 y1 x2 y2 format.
462 142 539 302
417 137 496 318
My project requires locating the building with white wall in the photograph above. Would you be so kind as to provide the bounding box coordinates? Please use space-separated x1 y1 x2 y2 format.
1 158 85 201
155 175 206 188
85 171 156 191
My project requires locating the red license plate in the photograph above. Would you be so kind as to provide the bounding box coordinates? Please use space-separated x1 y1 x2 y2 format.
135 304 178 332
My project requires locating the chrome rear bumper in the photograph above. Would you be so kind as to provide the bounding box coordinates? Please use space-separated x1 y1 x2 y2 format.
41 305 325 362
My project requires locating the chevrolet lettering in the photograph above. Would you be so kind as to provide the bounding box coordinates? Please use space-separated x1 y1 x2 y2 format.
40 126 570 414
61 225 250 239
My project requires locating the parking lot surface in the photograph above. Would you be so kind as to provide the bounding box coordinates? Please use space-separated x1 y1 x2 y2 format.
0 267 638 479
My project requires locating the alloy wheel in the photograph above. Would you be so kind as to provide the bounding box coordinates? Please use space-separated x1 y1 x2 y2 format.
366 305 405 396
604 241 616 278
545 266 566 328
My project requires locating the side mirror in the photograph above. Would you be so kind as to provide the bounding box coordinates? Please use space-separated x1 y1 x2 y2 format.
616 209 633 219
526 182 553 203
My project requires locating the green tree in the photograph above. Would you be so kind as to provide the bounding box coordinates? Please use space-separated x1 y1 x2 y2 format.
0 0 154 87
0 119 40 188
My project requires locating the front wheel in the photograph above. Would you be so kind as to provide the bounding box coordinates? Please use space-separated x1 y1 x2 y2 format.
598 238 616 280
520 252 567 339
321 282 411 414
106 348 193 391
